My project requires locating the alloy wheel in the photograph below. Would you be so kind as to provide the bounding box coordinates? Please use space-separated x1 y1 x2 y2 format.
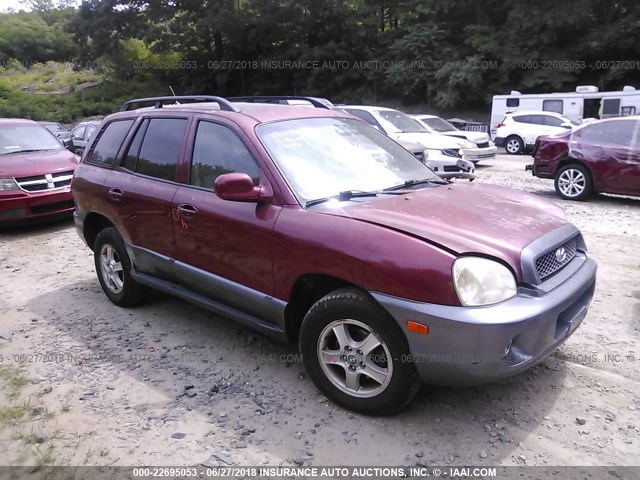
99 244 124 294
317 319 393 398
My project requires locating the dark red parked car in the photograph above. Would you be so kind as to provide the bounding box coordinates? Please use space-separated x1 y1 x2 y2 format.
527 117 640 200
1 119 80 224
72 96 597 414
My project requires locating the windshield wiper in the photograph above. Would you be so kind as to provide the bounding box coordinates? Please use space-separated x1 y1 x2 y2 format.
383 178 449 192
305 189 412 208
9 148 53 154
305 190 382 208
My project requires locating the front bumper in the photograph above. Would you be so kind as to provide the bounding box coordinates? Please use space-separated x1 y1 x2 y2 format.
372 255 597 386
0 188 74 225
425 153 476 181
462 146 497 163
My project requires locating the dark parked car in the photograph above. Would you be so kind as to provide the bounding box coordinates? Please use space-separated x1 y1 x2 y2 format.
72 96 597 414
67 120 101 155
527 117 640 200
1 119 79 224
39 121 70 141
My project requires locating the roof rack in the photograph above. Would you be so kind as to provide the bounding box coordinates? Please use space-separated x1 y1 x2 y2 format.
227 96 333 109
119 96 241 112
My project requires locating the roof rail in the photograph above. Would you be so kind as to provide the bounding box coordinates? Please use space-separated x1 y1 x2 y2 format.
227 96 333 109
119 96 240 112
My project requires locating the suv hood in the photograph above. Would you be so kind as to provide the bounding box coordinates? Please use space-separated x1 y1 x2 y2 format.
392 132 464 149
318 182 568 277
0 149 79 178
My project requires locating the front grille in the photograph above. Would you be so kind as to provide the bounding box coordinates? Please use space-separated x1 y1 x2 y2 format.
476 142 490 148
443 165 463 172
535 238 577 280
30 200 75 215
15 170 74 192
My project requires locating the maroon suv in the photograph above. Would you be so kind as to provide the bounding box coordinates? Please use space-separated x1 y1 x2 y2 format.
527 117 640 200
72 96 597 414
1 119 79 224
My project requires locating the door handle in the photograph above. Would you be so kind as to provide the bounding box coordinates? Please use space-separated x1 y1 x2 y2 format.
177 204 198 219
107 188 123 201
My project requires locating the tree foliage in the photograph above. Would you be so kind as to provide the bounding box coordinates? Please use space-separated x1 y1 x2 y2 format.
1 0 639 120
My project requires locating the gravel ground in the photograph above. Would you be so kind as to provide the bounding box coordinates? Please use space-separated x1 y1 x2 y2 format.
0 153 639 469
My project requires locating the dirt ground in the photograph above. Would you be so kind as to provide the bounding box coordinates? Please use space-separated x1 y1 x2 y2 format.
0 153 639 470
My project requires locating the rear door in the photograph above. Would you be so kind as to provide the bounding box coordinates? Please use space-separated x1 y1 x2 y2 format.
171 117 281 319
106 115 190 280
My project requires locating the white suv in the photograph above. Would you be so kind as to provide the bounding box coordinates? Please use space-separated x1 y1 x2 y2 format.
340 105 475 179
495 111 578 154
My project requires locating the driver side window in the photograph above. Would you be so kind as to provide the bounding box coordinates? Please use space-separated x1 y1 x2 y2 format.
189 121 260 188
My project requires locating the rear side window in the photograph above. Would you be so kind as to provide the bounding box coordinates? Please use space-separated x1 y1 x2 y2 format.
124 118 188 181
87 120 133 166
513 115 533 124
580 120 640 147
190 121 260 188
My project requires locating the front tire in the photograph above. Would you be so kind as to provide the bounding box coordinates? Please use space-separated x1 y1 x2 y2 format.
504 135 524 155
299 288 421 415
554 164 593 201
94 227 149 307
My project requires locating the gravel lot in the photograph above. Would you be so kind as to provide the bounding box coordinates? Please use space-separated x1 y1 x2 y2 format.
0 153 639 469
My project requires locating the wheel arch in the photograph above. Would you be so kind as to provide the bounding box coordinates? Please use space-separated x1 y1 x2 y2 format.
284 273 365 343
83 212 115 250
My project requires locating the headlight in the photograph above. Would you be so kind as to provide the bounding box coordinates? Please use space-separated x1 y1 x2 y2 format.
452 257 517 306
0 178 19 191
488 140 495 147
458 140 475 149
422 149 429 160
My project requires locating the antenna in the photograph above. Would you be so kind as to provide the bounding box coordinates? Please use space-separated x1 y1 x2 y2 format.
169 86 180 105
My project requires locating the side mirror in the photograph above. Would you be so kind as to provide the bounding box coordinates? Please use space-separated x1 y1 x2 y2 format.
560 122 572 129
214 173 272 202
63 138 73 149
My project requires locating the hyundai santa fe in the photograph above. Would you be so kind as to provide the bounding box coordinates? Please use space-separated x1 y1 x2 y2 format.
72 96 597 414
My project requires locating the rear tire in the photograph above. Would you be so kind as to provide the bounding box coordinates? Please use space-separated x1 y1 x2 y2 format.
504 135 524 155
554 164 593 201
94 227 149 307
299 288 421 415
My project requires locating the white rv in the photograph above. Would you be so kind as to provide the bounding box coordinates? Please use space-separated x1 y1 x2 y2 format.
490 85 640 138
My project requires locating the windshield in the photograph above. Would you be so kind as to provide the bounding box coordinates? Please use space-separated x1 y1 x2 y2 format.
418 116 458 132
257 117 439 204
377 110 426 133
0 124 62 155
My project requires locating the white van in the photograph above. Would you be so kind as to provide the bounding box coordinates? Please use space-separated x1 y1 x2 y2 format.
490 85 640 138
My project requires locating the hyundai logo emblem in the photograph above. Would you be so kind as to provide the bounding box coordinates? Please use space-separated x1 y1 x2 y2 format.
555 247 568 263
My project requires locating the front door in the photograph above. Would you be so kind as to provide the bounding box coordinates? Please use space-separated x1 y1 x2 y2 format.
171 118 281 320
